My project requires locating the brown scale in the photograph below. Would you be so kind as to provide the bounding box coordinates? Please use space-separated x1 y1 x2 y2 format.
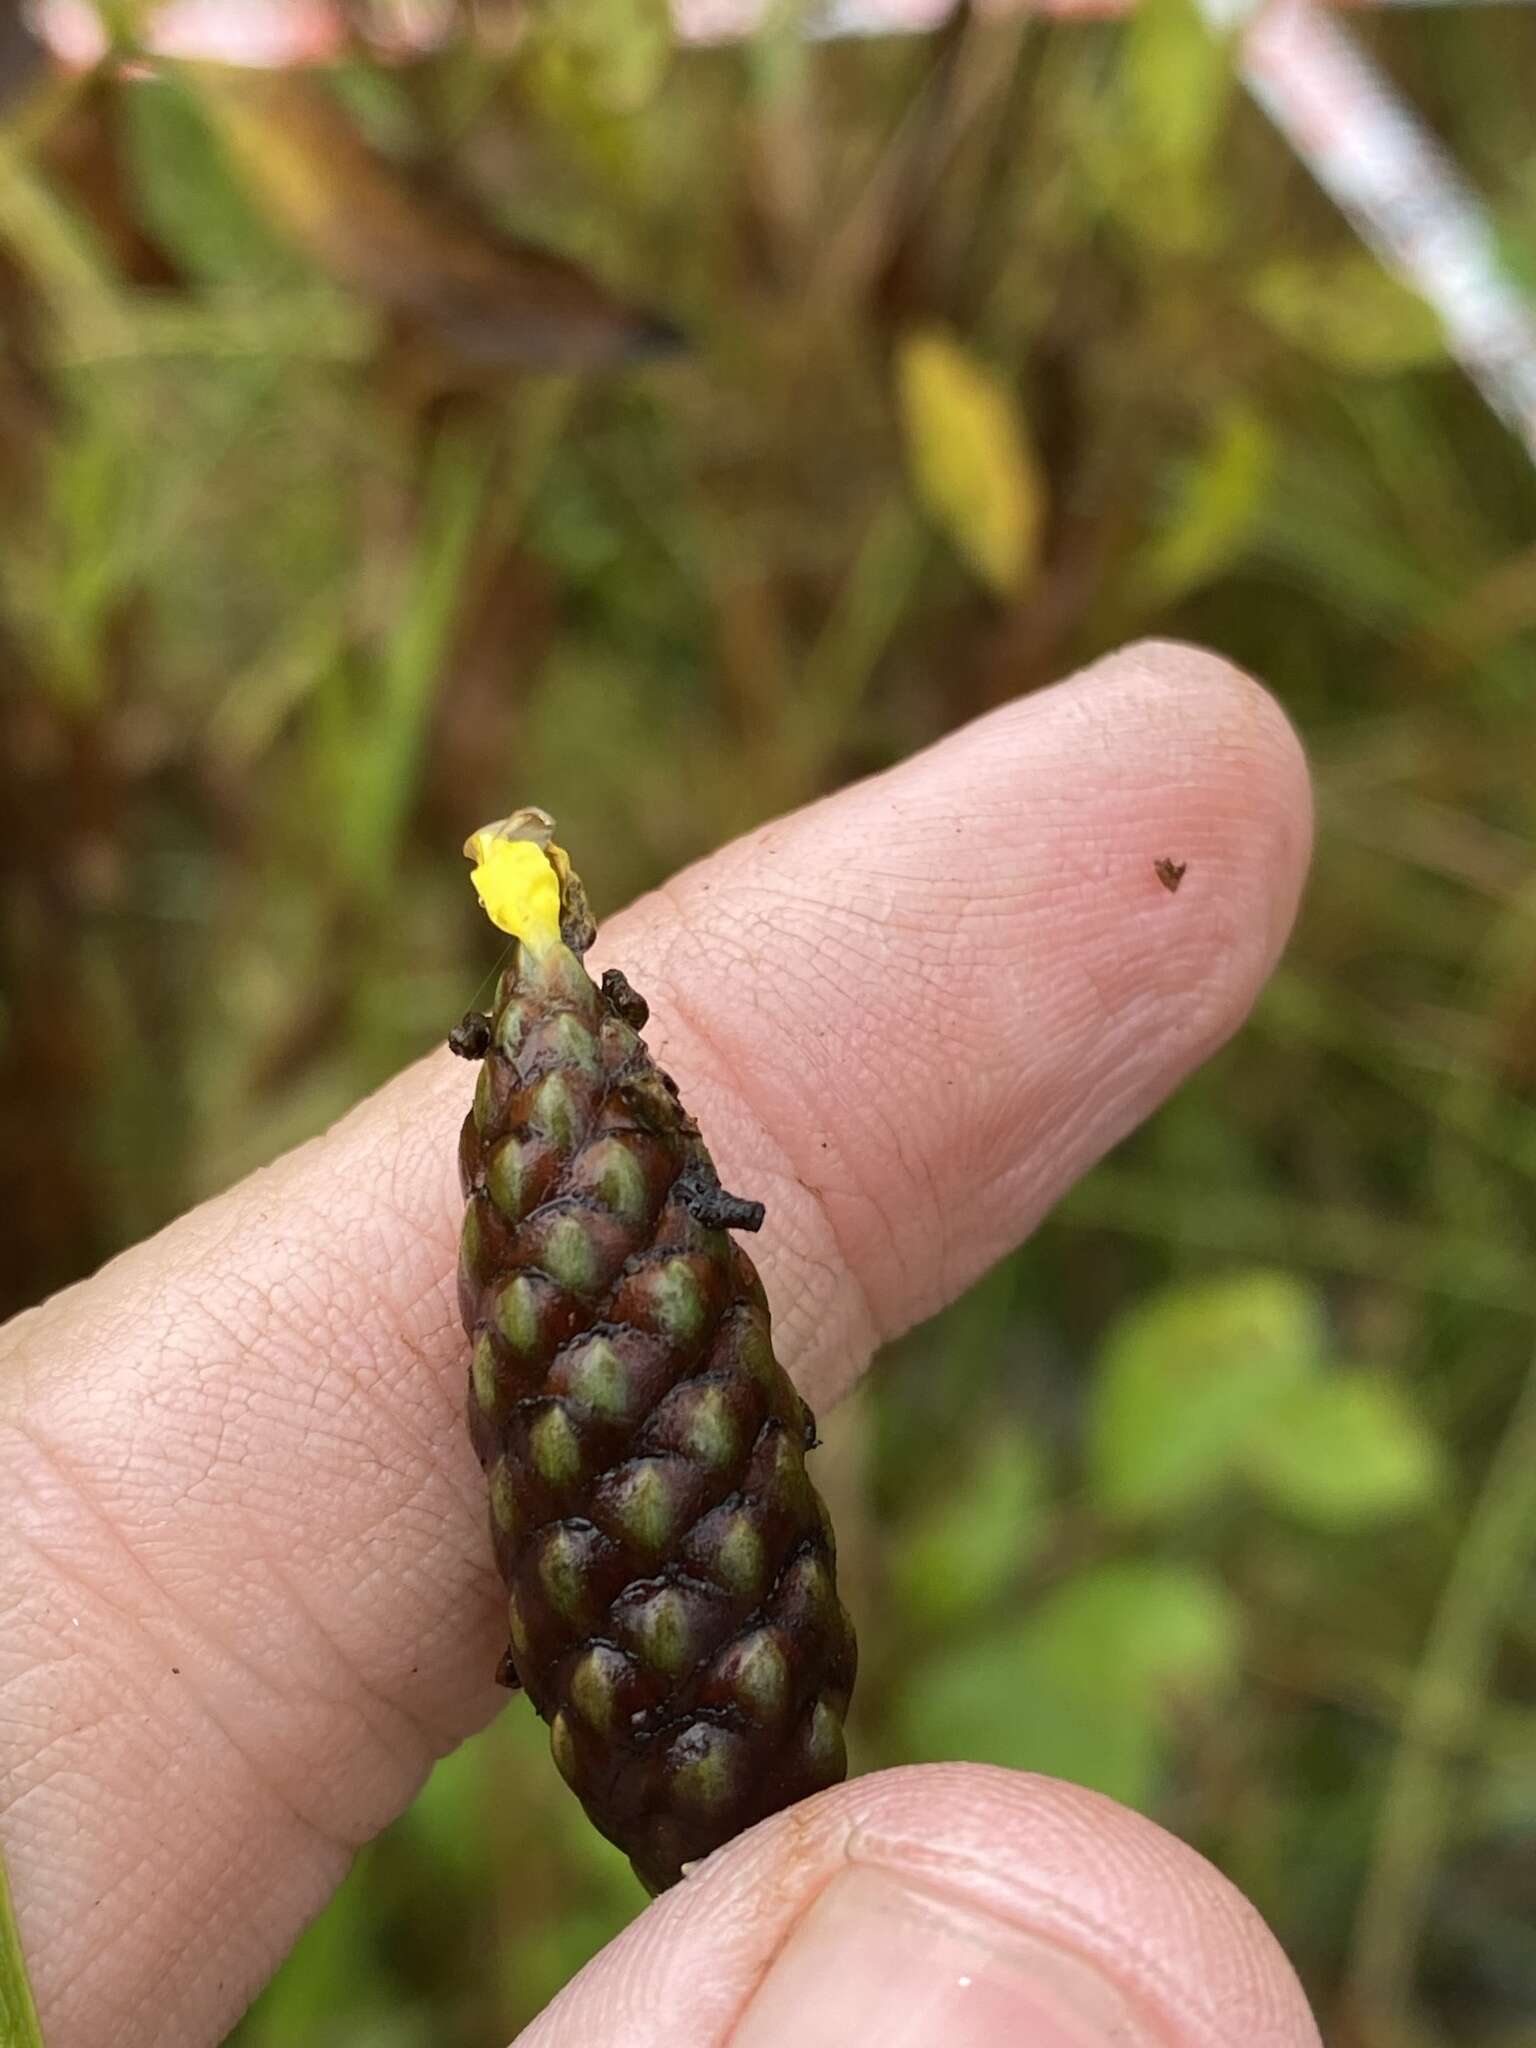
453 832 856 1894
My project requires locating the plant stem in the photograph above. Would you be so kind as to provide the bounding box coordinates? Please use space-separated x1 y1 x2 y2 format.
1346 1351 1536 2041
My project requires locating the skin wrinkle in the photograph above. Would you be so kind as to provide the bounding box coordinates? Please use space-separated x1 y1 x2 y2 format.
1007 997 1193 1198
19 1388 461 1797
261 1201 449 1376
2 1670 292 2012
644 913 939 1356
10 1733 253 1995
85 1179 493 1703
8 1420 402 1852
228 1286 467 1516
261 1552 444 1766
74 1307 453 1664
51 1821 346 2037
703 1003 900 1359
790 922 942 1257
737 942 1036 1343
0 1619 114 1795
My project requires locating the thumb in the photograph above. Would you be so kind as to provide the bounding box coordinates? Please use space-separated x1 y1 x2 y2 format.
518 1764 1321 2048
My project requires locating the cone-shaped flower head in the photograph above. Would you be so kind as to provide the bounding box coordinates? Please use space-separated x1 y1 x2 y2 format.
453 814 856 1892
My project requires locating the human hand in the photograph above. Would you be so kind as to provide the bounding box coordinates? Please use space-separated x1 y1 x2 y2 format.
1 641 1316 2048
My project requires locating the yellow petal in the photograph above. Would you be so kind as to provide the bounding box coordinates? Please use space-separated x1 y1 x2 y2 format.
467 833 562 948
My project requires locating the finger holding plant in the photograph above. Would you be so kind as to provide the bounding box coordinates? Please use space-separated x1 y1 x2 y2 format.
0 648 1314 2048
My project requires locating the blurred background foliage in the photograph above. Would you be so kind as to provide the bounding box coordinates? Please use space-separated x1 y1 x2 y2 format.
1 2 1535 2044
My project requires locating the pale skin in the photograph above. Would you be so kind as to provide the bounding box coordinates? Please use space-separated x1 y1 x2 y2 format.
1 641 1320 2048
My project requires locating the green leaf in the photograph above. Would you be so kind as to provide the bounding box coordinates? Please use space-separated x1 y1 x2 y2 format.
1242 1375 1446 1529
332 427 495 900
1088 1270 1325 1523
1493 217 1536 303
887 1425 1045 1627
897 327 1045 599
41 405 135 710
1250 254 1446 373
528 0 674 112
123 72 294 285
1123 0 1231 175
894 1562 1241 1810
1137 406 1274 603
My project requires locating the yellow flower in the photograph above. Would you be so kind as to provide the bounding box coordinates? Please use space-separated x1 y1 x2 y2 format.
464 822 562 949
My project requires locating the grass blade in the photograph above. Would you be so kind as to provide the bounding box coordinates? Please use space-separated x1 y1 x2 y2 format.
0 1844 44 2048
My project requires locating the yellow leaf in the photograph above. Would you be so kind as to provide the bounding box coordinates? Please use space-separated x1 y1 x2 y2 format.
897 327 1044 599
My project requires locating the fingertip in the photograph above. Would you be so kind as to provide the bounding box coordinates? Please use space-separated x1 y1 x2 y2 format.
1029 638 1312 1095
1087 636 1314 980
519 1764 1321 2048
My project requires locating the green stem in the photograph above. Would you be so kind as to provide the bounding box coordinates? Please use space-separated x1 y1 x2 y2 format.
0 1839 45 2048
1346 1351 1536 2040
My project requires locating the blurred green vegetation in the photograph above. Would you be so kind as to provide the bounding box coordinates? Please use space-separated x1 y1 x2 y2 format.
2 5 1535 2045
